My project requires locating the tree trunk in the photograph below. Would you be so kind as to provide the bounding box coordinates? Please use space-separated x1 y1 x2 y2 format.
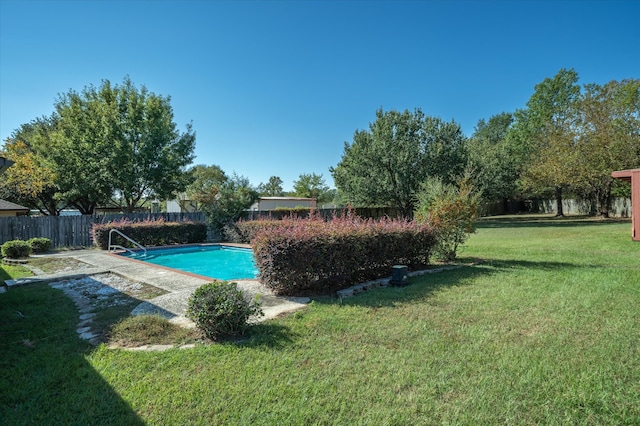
555 186 564 217
42 200 59 216
72 200 96 215
597 183 612 218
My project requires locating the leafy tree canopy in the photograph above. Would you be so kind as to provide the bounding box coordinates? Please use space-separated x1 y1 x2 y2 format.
512 68 582 215
199 172 259 232
258 176 285 197
185 164 228 207
2 77 196 215
0 116 61 215
292 173 332 203
52 77 196 213
570 78 640 216
331 108 467 217
511 70 639 216
467 112 516 203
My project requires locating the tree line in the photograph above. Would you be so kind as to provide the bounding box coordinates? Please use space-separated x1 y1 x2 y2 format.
1 77 195 215
2 70 638 220
0 77 333 217
332 69 639 218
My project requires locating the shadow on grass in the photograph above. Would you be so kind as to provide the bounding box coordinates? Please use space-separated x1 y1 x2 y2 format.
477 214 630 229
322 257 588 309
475 258 590 271
0 268 10 283
0 283 145 424
223 322 298 350
320 265 492 309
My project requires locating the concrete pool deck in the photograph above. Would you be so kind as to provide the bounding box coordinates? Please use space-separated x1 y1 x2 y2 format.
7 248 310 326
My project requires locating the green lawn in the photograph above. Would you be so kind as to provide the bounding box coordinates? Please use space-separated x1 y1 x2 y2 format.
1 215 639 424
0 263 32 284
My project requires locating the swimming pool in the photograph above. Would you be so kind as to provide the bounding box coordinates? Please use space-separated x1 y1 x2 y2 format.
118 245 259 280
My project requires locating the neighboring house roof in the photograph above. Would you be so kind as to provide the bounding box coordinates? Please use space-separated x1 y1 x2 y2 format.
259 197 316 201
250 196 317 211
0 156 14 175
0 199 30 212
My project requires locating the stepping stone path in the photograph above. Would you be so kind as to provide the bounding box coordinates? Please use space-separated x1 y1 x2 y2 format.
47 280 103 345
48 274 147 345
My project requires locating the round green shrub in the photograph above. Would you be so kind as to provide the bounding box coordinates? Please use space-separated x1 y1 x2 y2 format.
28 238 51 254
186 280 263 340
1 240 32 259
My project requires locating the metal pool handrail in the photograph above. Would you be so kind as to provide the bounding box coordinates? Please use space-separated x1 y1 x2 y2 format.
108 228 147 257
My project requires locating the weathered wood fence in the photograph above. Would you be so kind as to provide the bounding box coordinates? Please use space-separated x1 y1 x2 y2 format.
1 201 631 249
0 212 208 248
0 208 402 248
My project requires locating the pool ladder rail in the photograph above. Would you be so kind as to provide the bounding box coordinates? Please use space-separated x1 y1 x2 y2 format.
108 228 148 257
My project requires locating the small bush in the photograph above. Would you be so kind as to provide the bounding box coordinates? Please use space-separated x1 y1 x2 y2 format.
28 238 51 254
1 240 32 259
186 280 263 340
415 176 481 261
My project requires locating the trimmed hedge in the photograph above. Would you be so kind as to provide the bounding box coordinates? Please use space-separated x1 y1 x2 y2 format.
230 219 298 244
92 218 208 250
28 238 52 254
252 215 437 296
1 240 32 259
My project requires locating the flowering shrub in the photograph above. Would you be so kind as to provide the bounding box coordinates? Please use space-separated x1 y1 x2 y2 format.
92 218 207 249
252 213 437 295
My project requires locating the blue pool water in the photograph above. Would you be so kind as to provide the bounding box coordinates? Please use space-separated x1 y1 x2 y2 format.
119 245 259 280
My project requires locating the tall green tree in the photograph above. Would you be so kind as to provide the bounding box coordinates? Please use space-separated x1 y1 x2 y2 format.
183 164 228 211
572 79 640 216
52 83 120 213
292 173 331 203
0 117 61 215
52 77 195 213
331 108 467 217
467 112 517 205
422 115 468 181
200 173 259 232
258 176 285 197
516 68 582 216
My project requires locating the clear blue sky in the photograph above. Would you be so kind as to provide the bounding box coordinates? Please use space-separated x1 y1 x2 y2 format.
1 0 638 192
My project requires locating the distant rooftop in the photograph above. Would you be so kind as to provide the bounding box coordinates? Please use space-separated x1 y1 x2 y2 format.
0 199 29 211
259 196 316 201
0 156 14 174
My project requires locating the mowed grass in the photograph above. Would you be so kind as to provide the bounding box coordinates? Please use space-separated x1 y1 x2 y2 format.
2 215 640 424
0 263 32 284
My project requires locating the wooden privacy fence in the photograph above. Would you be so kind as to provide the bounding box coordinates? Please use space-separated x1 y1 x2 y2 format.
0 209 402 248
0 212 208 248
2 202 632 249
242 207 402 221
